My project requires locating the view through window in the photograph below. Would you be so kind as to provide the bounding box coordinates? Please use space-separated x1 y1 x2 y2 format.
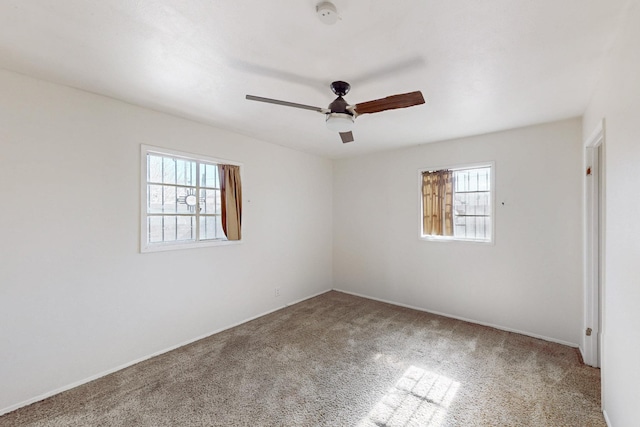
421 165 492 242
141 146 240 251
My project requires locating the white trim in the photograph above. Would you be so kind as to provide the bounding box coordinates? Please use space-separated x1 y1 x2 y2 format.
140 144 243 253
578 345 586 364
141 144 243 167
419 234 493 244
0 288 333 416
583 119 605 368
141 238 242 253
283 289 333 308
603 409 612 427
585 120 605 149
418 161 496 244
334 288 579 348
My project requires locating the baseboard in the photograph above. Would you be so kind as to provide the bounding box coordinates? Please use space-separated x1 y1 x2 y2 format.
285 289 333 308
0 288 333 417
333 288 579 348
603 409 611 426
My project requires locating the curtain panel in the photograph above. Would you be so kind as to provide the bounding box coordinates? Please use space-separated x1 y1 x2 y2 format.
422 170 454 236
218 164 242 241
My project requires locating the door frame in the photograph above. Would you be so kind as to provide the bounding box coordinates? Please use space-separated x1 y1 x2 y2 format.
583 119 605 368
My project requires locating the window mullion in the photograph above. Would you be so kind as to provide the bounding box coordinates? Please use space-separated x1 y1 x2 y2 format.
442 191 446 236
195 161 201 242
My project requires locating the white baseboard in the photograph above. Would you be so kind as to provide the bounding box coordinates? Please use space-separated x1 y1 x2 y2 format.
333 288 579 348
603 409 611 426
578 345 586 363
0 288 332 417
285 289 332 308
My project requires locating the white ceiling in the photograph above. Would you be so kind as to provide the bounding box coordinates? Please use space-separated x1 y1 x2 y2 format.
0 1 629 158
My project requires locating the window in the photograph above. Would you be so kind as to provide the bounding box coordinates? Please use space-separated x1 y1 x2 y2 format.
420 164 493 242
141 146 242 252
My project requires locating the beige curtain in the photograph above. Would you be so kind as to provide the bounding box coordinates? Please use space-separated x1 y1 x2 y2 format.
422 170 454 236
218 164 242 240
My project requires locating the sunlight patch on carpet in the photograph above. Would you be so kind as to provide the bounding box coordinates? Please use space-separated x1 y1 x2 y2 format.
358 366 460 427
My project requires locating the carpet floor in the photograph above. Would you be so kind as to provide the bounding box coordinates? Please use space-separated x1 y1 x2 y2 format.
0 291 605 426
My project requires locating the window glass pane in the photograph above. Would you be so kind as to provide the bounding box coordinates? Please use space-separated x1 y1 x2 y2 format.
161 216 176 242
147 215 196 243
176 216 196 241
147 184 163 214
469 216 476 238
200 189 220 214
453 215 491 241
175 158 196 186
201 163 219 188
459 216 474 239
453 193 467 216
477 168 490 191
200 215 224 240
477 217 490 240
469 171 479 192
149 185 200 214
162 157 176 184
455 216 469 238
176 187 198 214
148 216 163 243
454 167 491 193
216 216 227 240
454 191 490 216
162 185 177 213
454 171 467 192
484 218 492 240
148 155 163 183
481 192 490 215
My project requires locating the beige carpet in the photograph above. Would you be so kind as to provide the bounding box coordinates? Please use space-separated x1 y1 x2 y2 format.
0 291 604 426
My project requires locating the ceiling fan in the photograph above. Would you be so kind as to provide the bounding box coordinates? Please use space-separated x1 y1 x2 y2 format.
246 81 425 143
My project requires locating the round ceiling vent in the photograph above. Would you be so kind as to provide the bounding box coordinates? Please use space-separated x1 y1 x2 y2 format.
316 1 339 25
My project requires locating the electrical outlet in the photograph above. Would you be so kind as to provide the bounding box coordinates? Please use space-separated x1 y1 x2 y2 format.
274 288 281 297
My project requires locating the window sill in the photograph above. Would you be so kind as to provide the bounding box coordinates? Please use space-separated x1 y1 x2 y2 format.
419 235 493 244
141 239 242 253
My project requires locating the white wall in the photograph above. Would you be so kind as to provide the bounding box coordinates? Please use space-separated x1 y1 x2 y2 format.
333 119 584 345
0 69 333 413
583 1 640 425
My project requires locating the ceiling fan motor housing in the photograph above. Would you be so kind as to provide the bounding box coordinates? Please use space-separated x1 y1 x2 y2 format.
328 96 351 115
326 81 354 132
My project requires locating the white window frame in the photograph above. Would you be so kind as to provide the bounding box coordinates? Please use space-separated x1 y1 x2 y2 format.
418 161 495 244
140 145 242 253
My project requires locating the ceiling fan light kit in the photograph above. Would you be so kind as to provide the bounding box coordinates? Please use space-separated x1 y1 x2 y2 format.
326 113 354 132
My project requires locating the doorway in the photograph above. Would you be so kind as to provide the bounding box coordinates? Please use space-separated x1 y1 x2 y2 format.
584 120 605 368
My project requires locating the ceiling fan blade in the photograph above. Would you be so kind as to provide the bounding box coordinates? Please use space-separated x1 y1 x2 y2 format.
339 131 354 143
246 95 325 113
354 91 425 115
